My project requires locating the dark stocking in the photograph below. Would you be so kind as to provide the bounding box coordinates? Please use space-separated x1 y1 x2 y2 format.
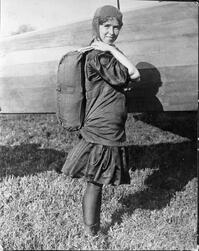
82 181 103 235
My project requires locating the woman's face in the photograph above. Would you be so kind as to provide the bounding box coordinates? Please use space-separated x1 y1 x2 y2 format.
99 17 121 44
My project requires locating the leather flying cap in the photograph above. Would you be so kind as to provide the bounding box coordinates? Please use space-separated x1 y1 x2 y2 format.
94 5 123 21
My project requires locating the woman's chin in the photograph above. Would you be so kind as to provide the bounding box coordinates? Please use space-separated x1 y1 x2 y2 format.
100 37 115 44
105 40 114 45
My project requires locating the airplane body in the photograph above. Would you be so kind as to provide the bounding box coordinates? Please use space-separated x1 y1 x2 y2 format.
0 2 198 113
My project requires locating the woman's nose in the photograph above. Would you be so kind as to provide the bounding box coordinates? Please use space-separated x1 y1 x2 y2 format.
108 26 114 34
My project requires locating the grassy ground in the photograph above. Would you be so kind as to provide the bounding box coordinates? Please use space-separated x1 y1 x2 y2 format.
0 112 197 250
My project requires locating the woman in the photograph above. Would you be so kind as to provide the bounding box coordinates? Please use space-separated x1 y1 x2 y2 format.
62 5 140 236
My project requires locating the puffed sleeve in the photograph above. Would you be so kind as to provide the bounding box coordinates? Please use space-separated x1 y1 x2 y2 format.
86 51 130 86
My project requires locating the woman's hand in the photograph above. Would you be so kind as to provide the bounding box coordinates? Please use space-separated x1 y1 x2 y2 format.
129 70 140 81
91 41 113 52
91 40 140 81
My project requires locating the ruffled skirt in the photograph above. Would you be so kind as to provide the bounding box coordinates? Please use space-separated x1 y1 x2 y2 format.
62 138 130 186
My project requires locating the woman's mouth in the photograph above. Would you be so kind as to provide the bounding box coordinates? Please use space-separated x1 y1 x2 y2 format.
106 36 114 40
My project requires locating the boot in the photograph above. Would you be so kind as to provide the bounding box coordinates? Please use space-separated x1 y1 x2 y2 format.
82 181 102 236
84 222 100 236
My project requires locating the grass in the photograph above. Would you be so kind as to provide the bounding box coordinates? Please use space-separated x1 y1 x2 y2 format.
0 112 197 250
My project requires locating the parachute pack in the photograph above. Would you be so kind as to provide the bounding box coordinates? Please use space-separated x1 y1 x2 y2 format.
56 46 93 131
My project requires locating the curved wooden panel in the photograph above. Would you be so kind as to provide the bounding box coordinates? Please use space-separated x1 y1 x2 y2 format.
0 2 197 113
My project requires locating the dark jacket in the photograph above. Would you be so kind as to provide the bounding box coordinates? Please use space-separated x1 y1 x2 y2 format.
80 49 130 146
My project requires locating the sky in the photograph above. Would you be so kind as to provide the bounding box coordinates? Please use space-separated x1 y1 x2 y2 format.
0 0 162 37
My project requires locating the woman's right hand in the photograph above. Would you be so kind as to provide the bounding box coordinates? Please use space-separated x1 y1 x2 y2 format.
92 41 140 81
91 41 113 52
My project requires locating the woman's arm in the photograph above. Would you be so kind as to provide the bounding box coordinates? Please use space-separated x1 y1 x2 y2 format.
91 41 140 81
86 50 129 86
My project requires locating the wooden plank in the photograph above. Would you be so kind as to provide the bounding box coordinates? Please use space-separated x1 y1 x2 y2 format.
159 80 197 94
162 103 197 111
0 21 91 53
2 58 197 84
160 94 197 111
0 74 56 89
0 76 56 113
157 65 198 83
1 61 57 77
118 18 197 43
122 2 198 26
127 93 197 112
0 63 197 113
125 63 198 112
120 35 198 67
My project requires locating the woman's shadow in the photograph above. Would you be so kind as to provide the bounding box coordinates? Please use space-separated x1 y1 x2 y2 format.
102 139 197 234
126 62 163 112
101 110 197 234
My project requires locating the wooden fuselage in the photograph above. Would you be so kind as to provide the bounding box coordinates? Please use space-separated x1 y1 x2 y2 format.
0 2 198 113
